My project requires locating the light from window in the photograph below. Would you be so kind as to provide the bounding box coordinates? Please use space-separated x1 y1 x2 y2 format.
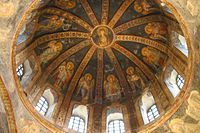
175 34 188 57
35 96 49 116
176 75 185 89
16 64 24 80
68 116 85 133
147 105 159 122
108 120 125 133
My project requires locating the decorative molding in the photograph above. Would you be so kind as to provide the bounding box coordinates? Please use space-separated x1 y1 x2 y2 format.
101 0 109 25
95 49 104 103
114 15 164 34
116 35 168 54
80 0 99 26
0 77 17 133
108 0 134 28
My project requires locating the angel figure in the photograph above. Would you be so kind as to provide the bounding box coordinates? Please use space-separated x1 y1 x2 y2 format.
76 73 95 103
55 0 76 10
126 67 145 93
141 46 166 70
53 61 74 90
104 74 122 101
39 40 63 64
37 15 63 31
145 22 168 41
134 0 159 15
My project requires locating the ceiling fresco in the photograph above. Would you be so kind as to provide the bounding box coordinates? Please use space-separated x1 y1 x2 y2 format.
16 0 170 105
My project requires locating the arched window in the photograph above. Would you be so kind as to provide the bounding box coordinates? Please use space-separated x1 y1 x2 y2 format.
106 108 125 133
176 74 185 89
147 104 160 122
108 120 125 133
173 32 188 57
140 91 159 124
68 116 85 133
35 96 49 116
16 64 24 80
68 105 88 133
164 65 185 97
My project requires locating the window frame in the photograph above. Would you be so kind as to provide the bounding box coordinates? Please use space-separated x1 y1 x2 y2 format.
35 96 49 116
147 104 160 122
68 115 85 133
16 64 24 80
176 74 185 89
107 119 125 133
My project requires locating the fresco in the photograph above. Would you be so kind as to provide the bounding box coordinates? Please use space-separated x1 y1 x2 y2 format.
75 73 95 103
134 0 159 15
52 61 74 91
126 66 145 93
145 22 168 42
16 0 170 111
141 46 167 73
104 74 122 102
38 40 63 64
55 0 77 10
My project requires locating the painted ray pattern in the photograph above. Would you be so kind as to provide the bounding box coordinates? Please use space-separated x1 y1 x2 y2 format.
15 0 170 126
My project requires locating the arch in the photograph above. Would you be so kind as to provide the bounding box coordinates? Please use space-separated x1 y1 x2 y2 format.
171 31 188 57
102 104 130 133
35 96 49 116
164 65 185 97
140 91 160 125
68 104 88 133
35 87 58 118
0 77 17 133
106 108 125 133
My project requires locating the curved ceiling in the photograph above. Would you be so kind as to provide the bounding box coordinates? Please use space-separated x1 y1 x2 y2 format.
14 0 189 132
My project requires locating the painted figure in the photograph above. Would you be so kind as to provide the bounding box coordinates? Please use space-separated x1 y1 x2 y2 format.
38 15 63 31
55 0 76 10
76 73 95 103
39 40 63 64
97 27 110 47
53 61 74 90
145 22 168 41
104 74 122 101
134 0 159 15
126 67 145 93
141 46 166 70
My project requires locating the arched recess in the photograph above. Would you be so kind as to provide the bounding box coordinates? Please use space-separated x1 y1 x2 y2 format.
102 104 131 133
34 87 58 120
66 104 88 133
139 91 160 125
0 77 17 133
164 65 185 97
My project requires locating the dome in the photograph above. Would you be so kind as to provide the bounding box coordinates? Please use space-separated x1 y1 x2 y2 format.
13 0 192 132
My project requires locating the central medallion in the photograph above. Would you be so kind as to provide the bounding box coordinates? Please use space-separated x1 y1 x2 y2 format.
91 25 115 48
